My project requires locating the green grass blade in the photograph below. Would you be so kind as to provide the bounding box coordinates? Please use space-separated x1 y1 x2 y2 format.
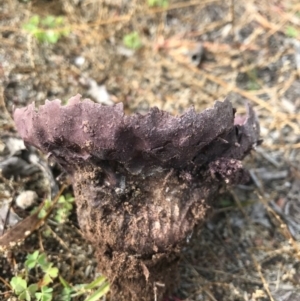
84 283 110 301
83 275 106 290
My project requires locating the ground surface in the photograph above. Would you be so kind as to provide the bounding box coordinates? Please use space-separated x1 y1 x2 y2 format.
0 0 300 300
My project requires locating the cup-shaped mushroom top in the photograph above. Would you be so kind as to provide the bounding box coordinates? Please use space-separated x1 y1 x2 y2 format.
14 94 259 175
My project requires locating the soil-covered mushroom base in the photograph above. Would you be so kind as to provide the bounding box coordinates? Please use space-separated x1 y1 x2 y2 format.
73 165 217 301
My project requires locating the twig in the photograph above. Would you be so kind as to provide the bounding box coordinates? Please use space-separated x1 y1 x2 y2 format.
0 275 11 290
256 147 281 168
251 254 275 301
230 0 235 37
45 225 74 280
203 287 218 301
257 193 300 260
229 189 250 221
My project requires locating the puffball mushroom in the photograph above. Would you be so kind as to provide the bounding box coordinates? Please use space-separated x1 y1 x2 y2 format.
14 95 260 301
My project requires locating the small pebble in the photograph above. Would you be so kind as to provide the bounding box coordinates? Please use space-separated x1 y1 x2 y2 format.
189 43 203 66
15 190 38 209
85 265 92 277
74 56 85 66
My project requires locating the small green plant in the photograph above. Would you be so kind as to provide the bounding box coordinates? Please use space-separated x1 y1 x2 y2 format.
10 251 58 300
35 287 53 301
147 0 169 7
31 194 74 224
285 25 299 38
35 286 53 301
123 31 142 50
23 15 70 44
36 199 52 219
26 251 58 286
54 194 75 224
24 250 41 269
10 276 38 301
39 261 59 286
10 250 109 301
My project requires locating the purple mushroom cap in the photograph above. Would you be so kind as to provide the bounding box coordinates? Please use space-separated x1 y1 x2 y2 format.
14 94 259 174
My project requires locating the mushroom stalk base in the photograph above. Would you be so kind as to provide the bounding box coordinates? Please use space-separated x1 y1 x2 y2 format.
97 248 180 301
73 165 216 301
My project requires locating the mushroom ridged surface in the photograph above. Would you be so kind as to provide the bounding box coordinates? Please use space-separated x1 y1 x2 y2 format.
14 95 260 301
